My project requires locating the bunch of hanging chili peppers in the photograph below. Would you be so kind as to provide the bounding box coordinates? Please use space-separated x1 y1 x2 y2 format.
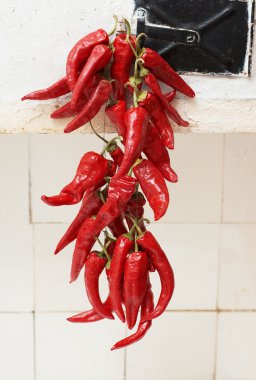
22 16 195 350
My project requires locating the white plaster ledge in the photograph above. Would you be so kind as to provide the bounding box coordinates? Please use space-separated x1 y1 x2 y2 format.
0 98 256 134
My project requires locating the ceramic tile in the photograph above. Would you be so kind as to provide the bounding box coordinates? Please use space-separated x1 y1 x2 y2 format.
35 312 124 380
0 225 33 311
223 134 256 222
0 135 29 224
126 312 216 380
148 223 219 310
0 313 33 380
219 224 256 310
216 312 256 380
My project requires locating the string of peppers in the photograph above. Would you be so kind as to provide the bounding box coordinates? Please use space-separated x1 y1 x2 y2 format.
22 16 195 350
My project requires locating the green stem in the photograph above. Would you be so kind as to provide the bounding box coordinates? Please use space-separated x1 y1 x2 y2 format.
136 33 146 55
96 237 111 262
100 135 123 155
108 15 118 37
134 230 138 252
123 18 137 58
90 122 108 144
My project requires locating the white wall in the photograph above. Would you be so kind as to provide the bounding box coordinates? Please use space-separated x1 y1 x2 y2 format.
1 133 256 380
0 0 256 132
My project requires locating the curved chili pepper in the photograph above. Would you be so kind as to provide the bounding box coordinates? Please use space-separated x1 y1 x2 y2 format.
141 48 195 98
66 29 109 91
54 190 102 255
144 73 188 126
109 235 133 322
50 74 102 119
108 144 124 167
64 80 112 133
137 231 175 322
125 204 145 233
41 152 108 206
71 45 112 109
165 89 176 103
111 33 136 100
67 296 112 323
134 160 169 221
123 250 148 329
114 107 148 178
22 76 70 101
143 122 178 182
70 175 136 282
84 252 114 320
106 160 117 177
105 100 127 141
139 92 174 150
108 215 127 238
111 280 154 350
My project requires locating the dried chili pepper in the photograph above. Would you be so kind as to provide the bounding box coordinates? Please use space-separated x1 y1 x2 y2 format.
140 48 195 98
22 76 70 101
111 280 154 350
108 215 127 238
137 231 175 321
109 235 133 322
123 250 148 329
50 74 102 119
71 45 112 109
105 100 127 141
54 190 102 254
165 89 176 103
144 73 188 126
70 175 136 282
84 251 114 320
108 144 124 167
143 122 178 182
66 29 109 91
41 152 108 206
139 92 174 150
111 33 136 100
67 296 112 323
133 160 169 221
114 107 148 178
64 79 112 133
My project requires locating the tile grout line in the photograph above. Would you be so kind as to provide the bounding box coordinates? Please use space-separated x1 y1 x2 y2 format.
213 313 220 380
220 134 226 224
28 135 33 225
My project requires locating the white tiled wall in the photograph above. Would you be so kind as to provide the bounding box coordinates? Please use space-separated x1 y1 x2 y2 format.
0 133 256 380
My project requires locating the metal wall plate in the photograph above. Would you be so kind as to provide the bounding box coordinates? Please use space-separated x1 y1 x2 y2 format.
134 0 255 76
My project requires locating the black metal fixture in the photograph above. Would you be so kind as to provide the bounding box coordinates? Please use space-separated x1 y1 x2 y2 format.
134 0 255 75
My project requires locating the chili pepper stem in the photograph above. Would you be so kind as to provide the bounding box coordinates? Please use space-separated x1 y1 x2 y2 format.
90 122 108 143
96 237 112 262
123 18 137 58
108 15 118 37
100 135 123 155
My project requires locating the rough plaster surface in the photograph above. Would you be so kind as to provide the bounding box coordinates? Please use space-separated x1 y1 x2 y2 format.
0 0 255 133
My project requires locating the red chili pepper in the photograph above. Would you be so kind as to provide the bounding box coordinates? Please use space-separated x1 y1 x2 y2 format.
70 175 136 282
70 216 98 283
111 34 136 100
41 152 108 206
111 280 154 350
139 92 174 150
21 76 70 101
92 175 137 233
143 122 178 182
66 29 109 91
141 48 195 98
125 204 145 232
114 107 148 178
108 144 124 167
133 160 169 221
123 250 148 329
84 251 114 320
50 74 102 119
64 79 112 133
165 89 176 103
71 45 112 109
109 235 133 322
105 100 127 141
144 73 188 126
67 296 112 323
108 215 127 238
54 190 102 255
137 231 175 322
